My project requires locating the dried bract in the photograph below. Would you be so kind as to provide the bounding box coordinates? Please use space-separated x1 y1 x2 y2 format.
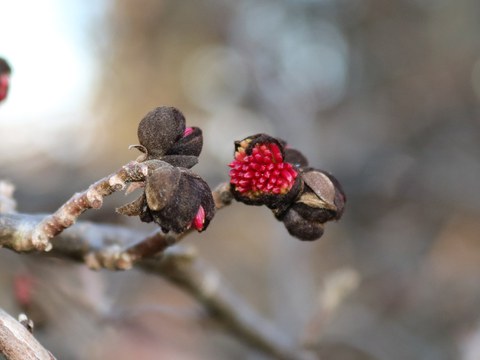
143 167 215 233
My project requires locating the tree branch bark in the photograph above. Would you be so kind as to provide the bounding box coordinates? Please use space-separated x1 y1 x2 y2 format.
31 160 153 251
0 309 55 360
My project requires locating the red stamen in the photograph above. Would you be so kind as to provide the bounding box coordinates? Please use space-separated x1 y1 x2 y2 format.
282 170 293 183
229 142 297 197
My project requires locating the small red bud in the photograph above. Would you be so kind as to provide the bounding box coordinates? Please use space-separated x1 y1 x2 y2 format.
0 74 9 102
192 205 206 231
183 127 194 137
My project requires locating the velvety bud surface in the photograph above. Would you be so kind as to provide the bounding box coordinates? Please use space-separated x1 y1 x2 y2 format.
137 107 186 158
145 166 181 211
166 127 203 157
282 207 325 241
145 169 215 233
156 155 198 170
136 107 204 169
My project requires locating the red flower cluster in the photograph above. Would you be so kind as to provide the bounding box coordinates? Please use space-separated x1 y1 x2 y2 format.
229 141 298 197
229 134 345 241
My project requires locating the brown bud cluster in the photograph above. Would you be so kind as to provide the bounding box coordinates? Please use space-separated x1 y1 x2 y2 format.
229 134 345 241
117 107 215 233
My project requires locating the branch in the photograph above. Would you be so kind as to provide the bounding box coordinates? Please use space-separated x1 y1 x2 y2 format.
0 176 312 359
0 213 314 360
140 251 314 360
212 181 233 210
0 309 55 360
103 181 234 269
31 161 152 251
27 162 233 254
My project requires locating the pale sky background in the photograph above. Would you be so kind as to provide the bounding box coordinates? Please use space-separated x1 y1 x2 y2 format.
0 0 106 162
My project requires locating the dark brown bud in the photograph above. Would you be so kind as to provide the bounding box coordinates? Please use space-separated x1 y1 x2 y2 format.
166 127 203 157
0 58 11 74
275 168 346 241
136 107 204 169
145 166 181 211
117 159 215 233
284 148 309 168
159 155 198 169
137 106 186 158
286 201 337 223
282 207 325 241
141 167 215 233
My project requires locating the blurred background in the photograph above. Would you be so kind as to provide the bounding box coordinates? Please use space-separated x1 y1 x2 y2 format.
1 0 480 359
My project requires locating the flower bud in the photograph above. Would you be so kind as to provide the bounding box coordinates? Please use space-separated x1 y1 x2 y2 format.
135 107 204 168
228 133 346 241
138 107 186 158
148 169 214 233
281 207 325 241
166 127 203 157
276 169 346 241
144 166 181 212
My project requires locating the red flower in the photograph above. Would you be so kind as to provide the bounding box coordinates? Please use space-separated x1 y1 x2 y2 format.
228 134 302 210
229 141 298 196
228 134 346 241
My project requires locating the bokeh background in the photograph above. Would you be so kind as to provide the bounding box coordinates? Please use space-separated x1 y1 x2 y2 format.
1 0 480 359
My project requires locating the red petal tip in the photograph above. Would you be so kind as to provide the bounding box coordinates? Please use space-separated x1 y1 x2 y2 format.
192 205 205 231
183 127 194 137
